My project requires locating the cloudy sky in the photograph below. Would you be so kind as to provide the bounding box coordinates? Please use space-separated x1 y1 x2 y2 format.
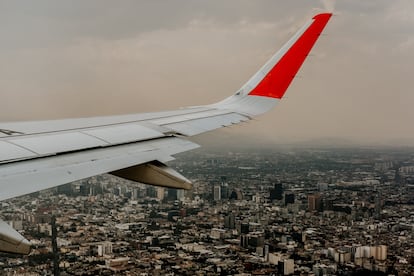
0 1 413 146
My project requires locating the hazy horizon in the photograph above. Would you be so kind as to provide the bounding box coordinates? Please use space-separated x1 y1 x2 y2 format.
1 1 413 146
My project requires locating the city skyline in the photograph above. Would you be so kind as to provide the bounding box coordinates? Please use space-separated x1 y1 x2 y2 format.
1 146 412 274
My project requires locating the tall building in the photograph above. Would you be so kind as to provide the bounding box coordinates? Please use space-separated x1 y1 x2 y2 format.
79 183 90 196
355 245 387 261
224 213 235 229
221 183 229 199
89 185 96 196
213 185 221 201
278 259 294 275
284 193 295 205
157 187 165 200
131 188 139 200
375 195 383 216
270 183 283 200
118 186 127 197
229 189 243 200
308 194 322 212
57 183 74 196
241 223 249 234
249 234 264 247
177 189 185 201
264 245 270 262
240 234 249 248
166 188 177 201
146 186 157 198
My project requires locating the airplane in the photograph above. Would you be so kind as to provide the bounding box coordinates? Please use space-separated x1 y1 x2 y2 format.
0 13 332 254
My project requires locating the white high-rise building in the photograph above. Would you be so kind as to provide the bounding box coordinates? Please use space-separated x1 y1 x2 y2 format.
213 185 221 201
177 189 185 201
157 187 165 200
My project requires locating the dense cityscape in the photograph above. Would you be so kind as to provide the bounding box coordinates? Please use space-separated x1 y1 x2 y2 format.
0 146 413 275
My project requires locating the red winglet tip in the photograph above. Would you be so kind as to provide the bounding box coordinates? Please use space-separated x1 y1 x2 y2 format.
247 12 332 99
313 13 333 20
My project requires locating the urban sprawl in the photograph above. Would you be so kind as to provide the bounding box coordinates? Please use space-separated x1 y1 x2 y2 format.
1 146 413 275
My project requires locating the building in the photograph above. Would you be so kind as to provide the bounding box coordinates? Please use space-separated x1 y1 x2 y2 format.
270 183 283 201
317 183 328 192
105 257 129 271
98 241 113 256
224 213 235 229
284 193 295 205
221 183 229 199
131 188 139 200
166 188 177 201
211 228 226 240
355 245 387 261
177 189 185 201
268 253 282 265
240 234 249 248
213 185 221 201
248 233 265 247
264 245 270 262
278 259 294 275
229 189 243 200
308 194 322 212
241 223 249 234
334 250 351 264
147 186 157 198
157 187 165 200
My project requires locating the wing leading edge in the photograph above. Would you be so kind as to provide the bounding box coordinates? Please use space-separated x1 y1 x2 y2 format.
0 13 332 254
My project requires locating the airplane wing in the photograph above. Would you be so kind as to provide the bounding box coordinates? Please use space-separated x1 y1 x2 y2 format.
0 13 332 254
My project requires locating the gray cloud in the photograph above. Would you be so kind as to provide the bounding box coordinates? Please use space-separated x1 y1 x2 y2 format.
0 1 413 145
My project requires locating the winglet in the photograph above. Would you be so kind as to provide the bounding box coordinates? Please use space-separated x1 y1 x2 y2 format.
212 13 332 116
246 13 332 99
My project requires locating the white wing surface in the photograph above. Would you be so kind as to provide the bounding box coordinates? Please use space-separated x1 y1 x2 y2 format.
0 13 332 254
